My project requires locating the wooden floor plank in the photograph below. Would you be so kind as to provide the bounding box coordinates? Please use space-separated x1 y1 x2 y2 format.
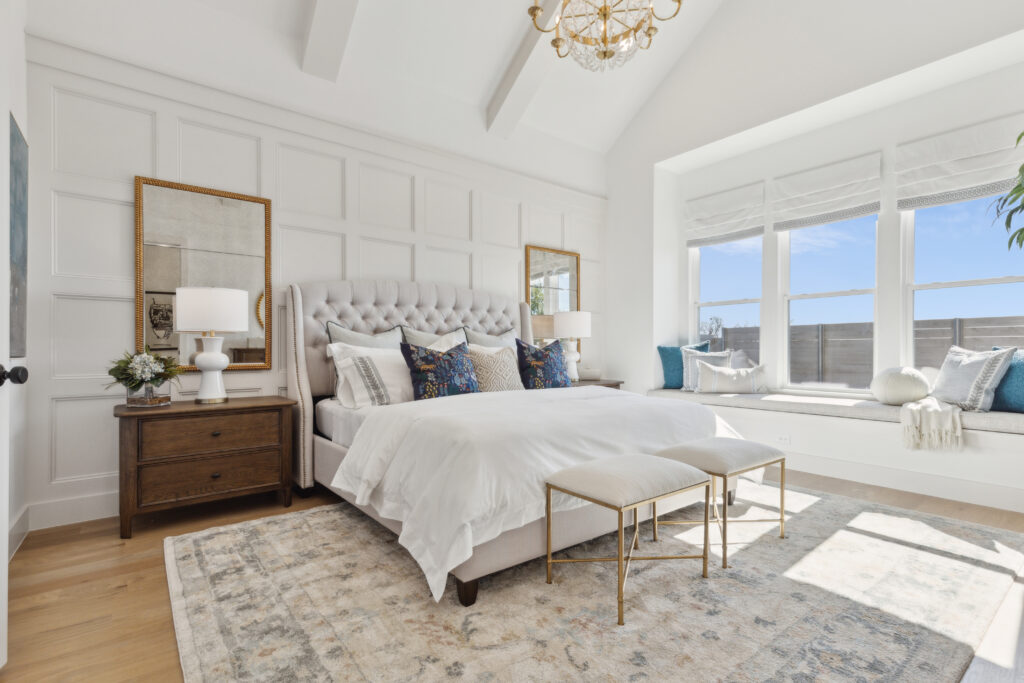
2 476 1022 681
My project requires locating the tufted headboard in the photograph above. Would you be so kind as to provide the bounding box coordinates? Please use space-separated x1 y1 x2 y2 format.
285 279 533 487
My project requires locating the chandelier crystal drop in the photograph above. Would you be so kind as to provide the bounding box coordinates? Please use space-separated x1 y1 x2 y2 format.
528 0 683 72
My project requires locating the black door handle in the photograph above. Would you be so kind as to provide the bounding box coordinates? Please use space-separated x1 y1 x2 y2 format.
211 472 222 479
0 364 28 387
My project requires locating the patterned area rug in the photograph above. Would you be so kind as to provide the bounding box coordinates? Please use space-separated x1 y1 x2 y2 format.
165 481 1024 681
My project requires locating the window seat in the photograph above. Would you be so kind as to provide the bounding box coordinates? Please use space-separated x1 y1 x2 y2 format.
646 390 1024 436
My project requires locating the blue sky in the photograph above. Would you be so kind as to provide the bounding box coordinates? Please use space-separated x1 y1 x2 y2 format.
699 194 1024 329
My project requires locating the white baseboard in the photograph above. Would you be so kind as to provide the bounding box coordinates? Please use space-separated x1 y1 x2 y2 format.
785 450 1024 514
8 505 29 561
27 491 118 532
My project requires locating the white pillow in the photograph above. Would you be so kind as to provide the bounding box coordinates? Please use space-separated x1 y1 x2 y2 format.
325 322 402 348
869 367 930 406
695 361 766 394
681 348 732 391
326 343 414 408
468 346 524 392
465 328 516 348
402 327 468 351
931 346 1017 412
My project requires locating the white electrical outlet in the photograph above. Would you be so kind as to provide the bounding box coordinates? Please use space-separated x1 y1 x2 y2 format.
776 434 791 446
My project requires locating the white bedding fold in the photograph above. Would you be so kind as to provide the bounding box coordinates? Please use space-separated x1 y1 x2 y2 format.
330 386 720 601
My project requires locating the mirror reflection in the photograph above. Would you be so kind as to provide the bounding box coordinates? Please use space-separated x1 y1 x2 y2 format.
136 178 271 369
526 245 579 316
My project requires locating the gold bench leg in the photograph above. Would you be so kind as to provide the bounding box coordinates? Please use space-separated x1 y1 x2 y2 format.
780 459 786 539
617 509 625 626
721 475 729 569
633 508 640 549
546 485 553 584
652 501 658 542
702 482 710 578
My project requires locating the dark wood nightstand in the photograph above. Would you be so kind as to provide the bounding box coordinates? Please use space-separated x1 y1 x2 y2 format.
114 396 295 538
571 379 624 389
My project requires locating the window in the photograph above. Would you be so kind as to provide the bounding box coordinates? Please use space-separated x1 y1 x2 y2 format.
786 214 877 389
911 194 1024 370
695 235 762 363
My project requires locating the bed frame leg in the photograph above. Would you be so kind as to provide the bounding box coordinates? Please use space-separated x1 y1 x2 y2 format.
455 578 478 607
293 484 314 499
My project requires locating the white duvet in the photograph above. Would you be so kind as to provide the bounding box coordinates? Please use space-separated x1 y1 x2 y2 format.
331 386 723 601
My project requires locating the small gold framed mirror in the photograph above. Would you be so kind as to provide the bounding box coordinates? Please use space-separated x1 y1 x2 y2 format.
525 244 580 349
135 177 272 371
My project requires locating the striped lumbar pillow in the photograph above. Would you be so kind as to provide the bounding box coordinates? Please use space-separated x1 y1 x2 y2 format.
931 346 1017 412
695 361 766 394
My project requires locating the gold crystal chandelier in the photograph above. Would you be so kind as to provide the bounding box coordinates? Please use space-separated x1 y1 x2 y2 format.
528 0 683 72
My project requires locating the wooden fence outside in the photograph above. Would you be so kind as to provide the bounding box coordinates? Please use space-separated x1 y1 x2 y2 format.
701 315 1024 389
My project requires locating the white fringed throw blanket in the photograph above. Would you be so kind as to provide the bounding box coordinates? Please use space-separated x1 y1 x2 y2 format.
901 396 963 450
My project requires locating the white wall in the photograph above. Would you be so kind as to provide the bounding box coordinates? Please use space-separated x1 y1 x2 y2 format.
6 0 29 562
24 0 609 196
21 38 607 532
604 0 1024 392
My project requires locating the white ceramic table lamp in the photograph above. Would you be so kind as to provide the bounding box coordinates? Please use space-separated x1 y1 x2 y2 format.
175 287 249 403
554 311 591 382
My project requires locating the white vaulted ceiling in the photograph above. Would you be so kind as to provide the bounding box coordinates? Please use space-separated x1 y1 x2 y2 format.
25 0 724 193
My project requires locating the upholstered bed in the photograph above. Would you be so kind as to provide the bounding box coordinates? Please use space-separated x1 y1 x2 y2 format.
285 279 726 605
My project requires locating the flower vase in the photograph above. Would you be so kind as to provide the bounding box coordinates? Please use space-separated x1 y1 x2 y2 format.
126 383 171 408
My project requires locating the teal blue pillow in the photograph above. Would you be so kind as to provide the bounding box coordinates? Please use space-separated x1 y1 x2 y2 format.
992 347 1024 413
658 341 710 389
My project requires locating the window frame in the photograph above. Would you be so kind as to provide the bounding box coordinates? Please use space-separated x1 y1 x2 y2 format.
689 240 763 358
780 218 878 394
903 206 1024 368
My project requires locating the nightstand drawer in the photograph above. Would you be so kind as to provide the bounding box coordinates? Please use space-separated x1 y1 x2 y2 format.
139 411 280 460
138 450 281 506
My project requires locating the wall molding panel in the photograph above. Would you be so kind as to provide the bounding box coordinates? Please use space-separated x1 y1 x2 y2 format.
23 44 607 531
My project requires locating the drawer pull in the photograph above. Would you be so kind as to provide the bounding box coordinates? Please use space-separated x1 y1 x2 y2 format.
211 431 222 437
211 472 221 479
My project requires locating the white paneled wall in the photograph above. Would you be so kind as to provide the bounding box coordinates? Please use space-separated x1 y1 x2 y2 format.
23 48 607 530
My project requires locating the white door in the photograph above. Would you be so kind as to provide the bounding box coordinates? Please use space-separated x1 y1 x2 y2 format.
0 77 11 669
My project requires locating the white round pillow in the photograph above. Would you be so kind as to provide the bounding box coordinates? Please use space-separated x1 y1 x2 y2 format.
869 367 930 405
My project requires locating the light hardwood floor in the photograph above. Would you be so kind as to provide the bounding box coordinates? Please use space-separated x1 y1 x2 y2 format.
3 473 1022 682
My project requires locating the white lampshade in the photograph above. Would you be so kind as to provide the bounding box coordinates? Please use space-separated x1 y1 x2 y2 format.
554 311 591 339
174 287 249 333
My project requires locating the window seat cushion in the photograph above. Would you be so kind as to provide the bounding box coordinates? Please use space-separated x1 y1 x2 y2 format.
646 390 1024 436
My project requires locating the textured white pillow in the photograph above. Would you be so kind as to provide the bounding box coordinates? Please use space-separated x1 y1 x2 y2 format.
469 347 524 392
931 346 1017 411
869 367 930 406
401 327 468 350
695 361 766 394
681 348 732 391
326 343 414 408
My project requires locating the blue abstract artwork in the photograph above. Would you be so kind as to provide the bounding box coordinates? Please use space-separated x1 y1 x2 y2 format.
9 113 28 358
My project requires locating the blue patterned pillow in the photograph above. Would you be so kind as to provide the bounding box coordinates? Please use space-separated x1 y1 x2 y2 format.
658 341 710 389
400 342 480 400
992 347 1024 413
516 339 571 389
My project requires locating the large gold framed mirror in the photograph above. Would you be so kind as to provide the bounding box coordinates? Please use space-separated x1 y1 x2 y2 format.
135 177 272 371
525 244 580 349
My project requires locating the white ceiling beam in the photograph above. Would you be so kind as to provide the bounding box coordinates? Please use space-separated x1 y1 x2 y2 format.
486 0 562 138
301 0 360 81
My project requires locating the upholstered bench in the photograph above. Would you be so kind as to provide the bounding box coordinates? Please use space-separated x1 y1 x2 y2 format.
655 437 786 569
545 454 711 625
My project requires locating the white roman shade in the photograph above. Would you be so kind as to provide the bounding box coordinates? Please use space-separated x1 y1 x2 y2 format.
684 182 765 247
896 112 1024 210
772 152 882 231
